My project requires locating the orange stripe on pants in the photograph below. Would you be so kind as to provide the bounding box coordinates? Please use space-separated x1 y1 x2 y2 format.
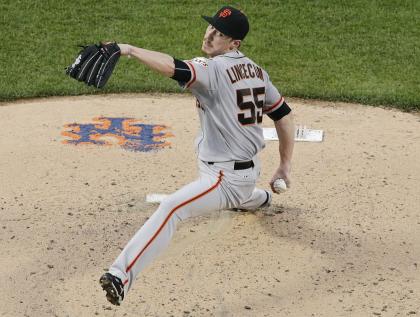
124 171 224 275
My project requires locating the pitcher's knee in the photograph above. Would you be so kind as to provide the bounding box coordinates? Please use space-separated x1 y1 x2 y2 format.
159 195 178 212
158 196 186 222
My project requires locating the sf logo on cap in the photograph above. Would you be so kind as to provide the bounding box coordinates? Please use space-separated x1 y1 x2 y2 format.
219 9 232 18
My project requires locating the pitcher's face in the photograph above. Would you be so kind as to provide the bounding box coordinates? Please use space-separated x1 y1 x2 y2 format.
201 25 236 57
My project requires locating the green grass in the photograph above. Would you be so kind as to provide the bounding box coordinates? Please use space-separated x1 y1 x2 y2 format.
0 0 419 110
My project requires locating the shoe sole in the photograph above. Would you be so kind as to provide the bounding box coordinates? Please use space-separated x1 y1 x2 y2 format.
99 275 121 306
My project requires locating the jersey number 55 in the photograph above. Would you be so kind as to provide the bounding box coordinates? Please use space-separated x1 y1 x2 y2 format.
236 87 265 125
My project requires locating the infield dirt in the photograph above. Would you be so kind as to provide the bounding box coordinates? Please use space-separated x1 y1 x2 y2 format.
1 94 419 316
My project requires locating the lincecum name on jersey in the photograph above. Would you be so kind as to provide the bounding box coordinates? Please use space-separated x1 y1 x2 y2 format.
226 63 264 84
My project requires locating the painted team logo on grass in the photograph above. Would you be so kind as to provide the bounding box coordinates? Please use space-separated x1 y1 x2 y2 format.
62 117 173 152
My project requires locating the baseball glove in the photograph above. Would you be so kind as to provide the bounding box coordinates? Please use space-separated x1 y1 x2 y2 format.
66 42 121 88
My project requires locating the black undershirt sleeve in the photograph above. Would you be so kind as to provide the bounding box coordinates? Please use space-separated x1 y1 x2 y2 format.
171 58 192 84
267 101 292 121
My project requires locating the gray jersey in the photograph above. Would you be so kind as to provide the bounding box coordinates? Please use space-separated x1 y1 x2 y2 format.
184 50 285 162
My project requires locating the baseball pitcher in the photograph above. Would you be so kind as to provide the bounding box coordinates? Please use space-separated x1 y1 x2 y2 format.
98 6 295 305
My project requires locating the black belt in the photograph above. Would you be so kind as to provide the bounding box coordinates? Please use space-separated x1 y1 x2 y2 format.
207 160 254 170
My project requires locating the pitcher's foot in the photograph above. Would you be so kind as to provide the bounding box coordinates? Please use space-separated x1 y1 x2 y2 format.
99 273 124 306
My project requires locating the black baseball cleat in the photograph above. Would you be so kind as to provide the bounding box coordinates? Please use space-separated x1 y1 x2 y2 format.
99 273 125 306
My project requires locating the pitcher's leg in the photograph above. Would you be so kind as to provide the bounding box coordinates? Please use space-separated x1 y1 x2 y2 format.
237 187 271 211
231 157 270 211
108 171 224 295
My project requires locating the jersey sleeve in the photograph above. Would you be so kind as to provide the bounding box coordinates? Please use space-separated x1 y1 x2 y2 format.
182 57 214 92
263 78 291 121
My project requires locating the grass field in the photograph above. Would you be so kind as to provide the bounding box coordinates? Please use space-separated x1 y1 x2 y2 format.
0 0 419 110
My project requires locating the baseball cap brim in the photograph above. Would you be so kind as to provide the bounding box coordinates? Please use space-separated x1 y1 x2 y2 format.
201 15 232 38
201 15 215 26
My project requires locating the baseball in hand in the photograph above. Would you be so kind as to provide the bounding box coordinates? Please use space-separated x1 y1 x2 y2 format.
273 178 287 193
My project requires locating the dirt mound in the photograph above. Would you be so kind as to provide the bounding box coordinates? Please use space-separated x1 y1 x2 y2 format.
1 94 419 316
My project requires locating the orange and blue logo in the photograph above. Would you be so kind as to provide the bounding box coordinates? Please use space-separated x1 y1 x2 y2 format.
62 117 173 152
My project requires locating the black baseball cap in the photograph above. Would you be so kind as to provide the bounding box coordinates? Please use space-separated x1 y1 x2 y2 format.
201 6 249 40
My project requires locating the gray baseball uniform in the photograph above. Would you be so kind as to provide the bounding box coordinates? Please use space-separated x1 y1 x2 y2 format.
185 51 284 162
108 50 289 295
